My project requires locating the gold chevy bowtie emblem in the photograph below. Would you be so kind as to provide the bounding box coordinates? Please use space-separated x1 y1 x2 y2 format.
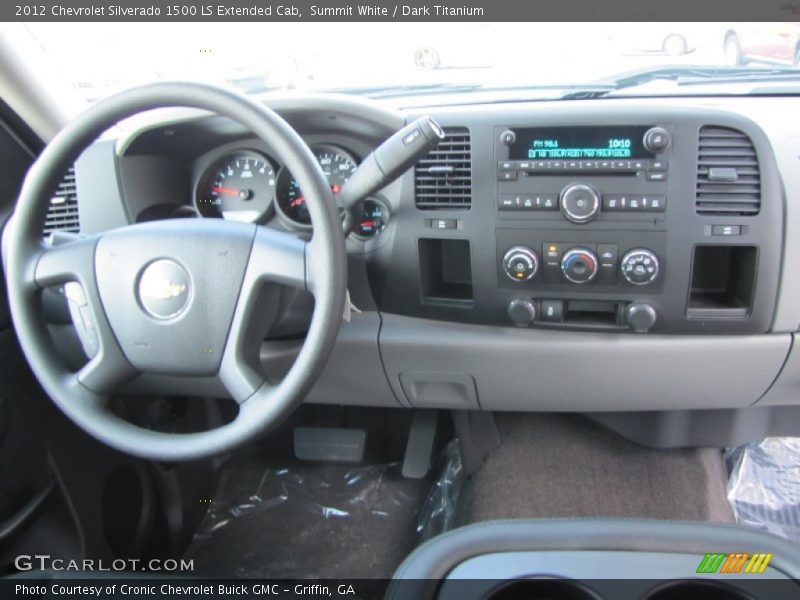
139 278 187 300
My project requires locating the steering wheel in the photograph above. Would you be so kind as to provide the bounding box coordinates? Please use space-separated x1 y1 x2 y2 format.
3 82 348 461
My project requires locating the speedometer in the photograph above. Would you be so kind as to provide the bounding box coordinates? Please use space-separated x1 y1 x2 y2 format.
276 145 358 226
195 152 276 222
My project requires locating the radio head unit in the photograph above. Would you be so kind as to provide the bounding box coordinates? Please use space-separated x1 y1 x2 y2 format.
508 125 657 161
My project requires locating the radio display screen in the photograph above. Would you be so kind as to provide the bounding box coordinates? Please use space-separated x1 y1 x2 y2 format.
509 126 654 160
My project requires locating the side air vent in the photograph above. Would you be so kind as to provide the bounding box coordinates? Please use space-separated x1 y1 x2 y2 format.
696 126 760 216
415 127 472 210
44 167 80 234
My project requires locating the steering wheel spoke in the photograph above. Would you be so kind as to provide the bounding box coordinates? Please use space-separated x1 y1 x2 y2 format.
249 227 309 290
33 236 98 289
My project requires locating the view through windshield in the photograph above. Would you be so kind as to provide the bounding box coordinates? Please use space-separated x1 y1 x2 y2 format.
14 22 800 102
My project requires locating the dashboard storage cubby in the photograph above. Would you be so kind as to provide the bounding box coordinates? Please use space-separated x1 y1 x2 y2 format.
419 238 473 304
687 245 757 319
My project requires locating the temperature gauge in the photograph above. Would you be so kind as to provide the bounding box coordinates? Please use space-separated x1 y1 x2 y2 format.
353 198 390 240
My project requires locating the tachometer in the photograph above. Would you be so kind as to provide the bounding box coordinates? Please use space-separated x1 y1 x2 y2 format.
276 145 358 226
195 152 276 222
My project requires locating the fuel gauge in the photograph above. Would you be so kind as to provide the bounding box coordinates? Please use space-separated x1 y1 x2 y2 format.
353 198 390 240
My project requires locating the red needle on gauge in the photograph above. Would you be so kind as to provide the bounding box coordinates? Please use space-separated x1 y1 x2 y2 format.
290 195 305 207
212 186 239 195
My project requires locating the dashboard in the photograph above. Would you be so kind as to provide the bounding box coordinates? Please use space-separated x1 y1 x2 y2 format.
61 92 800 441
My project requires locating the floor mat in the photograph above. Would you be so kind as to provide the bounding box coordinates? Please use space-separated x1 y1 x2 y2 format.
184 457 430 579
464 414 736 523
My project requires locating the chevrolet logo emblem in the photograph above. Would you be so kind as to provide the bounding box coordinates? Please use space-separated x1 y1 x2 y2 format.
140 278 187 300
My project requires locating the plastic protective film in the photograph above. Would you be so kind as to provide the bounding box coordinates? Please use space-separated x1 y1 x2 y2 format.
185 440 464 578
727 437 800 543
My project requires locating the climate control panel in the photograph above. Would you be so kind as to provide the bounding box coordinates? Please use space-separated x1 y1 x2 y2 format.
501 243 660 288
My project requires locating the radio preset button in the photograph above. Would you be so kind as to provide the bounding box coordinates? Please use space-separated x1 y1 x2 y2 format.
642 196 666 212
560 183 601 224
603 195 622 211
646 171 667 182
498 161 515 171
498 171 518 181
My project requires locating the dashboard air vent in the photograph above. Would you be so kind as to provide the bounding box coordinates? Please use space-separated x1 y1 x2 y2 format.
696 126 760 216
414 126 471 210
44 167 80 234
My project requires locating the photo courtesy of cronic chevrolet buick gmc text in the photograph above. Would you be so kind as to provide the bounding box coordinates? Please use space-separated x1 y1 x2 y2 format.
1 19 800 600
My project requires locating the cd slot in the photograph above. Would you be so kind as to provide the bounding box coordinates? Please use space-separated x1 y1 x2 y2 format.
520 169 637 177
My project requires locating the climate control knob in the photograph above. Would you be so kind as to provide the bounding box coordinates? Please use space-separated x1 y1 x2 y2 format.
620 248 660 286
561 247 599 284
507 298 537 327
560 183 601 224
503 246 539 282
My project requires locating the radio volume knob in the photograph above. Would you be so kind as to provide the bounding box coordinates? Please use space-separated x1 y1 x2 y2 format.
561 247 599 284
503 246 539 282
500 129 517 145
560 183 600 224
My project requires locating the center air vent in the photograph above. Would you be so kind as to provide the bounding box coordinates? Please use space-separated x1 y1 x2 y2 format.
415 127 471 210
696 126 760 216
44 167 80 234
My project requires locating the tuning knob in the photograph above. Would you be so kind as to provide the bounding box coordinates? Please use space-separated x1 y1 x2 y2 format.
560 183 601 224
625 302 657 333
643 127 671 153
508 298 536 327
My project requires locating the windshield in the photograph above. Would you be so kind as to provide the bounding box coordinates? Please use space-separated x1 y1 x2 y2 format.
13 22 800 103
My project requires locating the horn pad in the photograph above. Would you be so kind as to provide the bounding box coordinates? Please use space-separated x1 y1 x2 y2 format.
94 220 255 375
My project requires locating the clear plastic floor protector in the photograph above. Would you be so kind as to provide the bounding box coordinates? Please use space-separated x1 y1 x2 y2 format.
726 437 800 543
184 441 464 578
416 439 464 541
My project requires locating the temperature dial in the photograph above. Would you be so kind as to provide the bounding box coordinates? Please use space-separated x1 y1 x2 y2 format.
561 247 599 284
503 246 539 282
620 249 660 285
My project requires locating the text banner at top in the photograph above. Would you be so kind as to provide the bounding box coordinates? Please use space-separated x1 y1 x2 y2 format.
4 0 800 22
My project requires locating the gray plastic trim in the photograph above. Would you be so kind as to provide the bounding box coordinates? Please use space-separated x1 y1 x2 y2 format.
757 334 800 406
379 314 791 411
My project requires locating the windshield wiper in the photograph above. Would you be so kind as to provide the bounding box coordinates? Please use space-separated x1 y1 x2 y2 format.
569 65 800 98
